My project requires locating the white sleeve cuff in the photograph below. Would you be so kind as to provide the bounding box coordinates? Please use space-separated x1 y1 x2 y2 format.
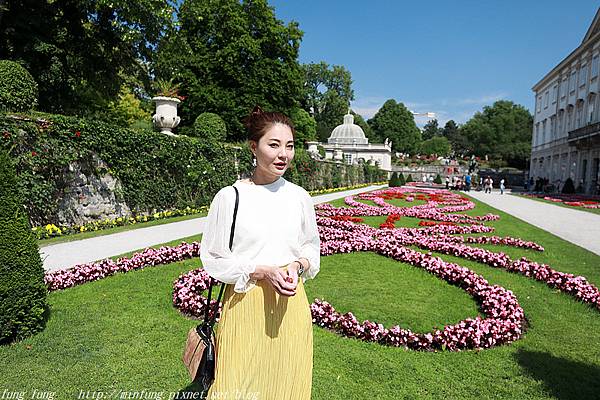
233 263 258 293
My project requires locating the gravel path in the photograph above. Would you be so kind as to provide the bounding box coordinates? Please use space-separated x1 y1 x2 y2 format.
39 184 388 272
467 190 600 257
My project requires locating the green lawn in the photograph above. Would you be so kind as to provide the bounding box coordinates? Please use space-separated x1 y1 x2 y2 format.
3 190 600 399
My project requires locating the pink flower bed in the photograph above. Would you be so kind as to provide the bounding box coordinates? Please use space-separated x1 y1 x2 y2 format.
44 242 201 291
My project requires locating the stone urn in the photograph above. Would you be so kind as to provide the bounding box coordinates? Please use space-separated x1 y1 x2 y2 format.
152 96 181 135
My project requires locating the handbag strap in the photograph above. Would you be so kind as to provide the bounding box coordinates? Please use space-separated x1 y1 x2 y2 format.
202 185 239 328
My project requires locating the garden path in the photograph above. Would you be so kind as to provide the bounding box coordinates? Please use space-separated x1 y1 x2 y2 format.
39 183 388 272
468 189 600 257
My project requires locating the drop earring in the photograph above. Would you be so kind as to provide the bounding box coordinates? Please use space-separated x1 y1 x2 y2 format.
252 154 257 167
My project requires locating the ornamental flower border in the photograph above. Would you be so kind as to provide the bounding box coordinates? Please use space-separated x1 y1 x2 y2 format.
44 187 600 352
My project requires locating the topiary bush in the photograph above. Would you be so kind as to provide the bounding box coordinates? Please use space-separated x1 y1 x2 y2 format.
398 173 406 186
406 174 414 183
0 60 38 112
192 112 227 141
0 149 48 344
562 177 575 194
434 174 443 184
389 172 400 187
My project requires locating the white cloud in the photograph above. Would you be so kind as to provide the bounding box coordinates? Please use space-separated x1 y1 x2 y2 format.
442 92 509 106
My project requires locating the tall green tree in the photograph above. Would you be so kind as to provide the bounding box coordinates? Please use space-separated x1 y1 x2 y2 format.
154 0 304 140
460 100 532 168
441 119 468 155
422 119 442 141
368 99 421 154
289 107 317 146
0 0 176 116
302 62 354 141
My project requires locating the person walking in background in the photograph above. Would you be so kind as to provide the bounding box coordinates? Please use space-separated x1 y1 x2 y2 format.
500 178 505 195
465 173 472 192
445 175 450 190
484 176 493 194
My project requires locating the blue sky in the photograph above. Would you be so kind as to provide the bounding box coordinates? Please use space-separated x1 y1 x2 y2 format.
269 0 599 127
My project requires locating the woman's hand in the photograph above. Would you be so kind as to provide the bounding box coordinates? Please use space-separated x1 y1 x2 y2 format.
253 265 297 297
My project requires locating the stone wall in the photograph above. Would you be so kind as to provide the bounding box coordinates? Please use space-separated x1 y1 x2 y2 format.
56 152 131 226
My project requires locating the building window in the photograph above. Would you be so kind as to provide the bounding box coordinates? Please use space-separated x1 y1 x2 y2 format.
570 70 576 92
592 55 599 78
552 85 557 103
589 94 596 123
537 96 542 112
544 91 549 108
344 153 352 165
561 78 568 98
558 110 564 137
576 101 584 128
579 64 588 87
542 119 547 144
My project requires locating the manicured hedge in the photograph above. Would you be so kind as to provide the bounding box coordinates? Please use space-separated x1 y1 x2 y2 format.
0 149 48 344
0 112 244 226
0 60 38 112
1 111 386 227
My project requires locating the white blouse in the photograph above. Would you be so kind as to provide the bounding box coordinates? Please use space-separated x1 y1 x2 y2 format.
200 176 321 293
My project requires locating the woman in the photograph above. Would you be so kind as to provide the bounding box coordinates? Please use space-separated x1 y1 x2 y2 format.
484 176 493 194
200 106 321 400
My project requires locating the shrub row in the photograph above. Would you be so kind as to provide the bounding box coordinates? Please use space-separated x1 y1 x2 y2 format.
1 112 386 227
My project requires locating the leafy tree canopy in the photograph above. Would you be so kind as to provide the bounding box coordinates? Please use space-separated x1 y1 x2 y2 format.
422 118 442 141
420 136 452 157
0 0 176 116
154 0 305 141
368 99 421 154
350 110 376 143
460 100 532 168
289 107 317 146
441 119 469 155
301 62 354 142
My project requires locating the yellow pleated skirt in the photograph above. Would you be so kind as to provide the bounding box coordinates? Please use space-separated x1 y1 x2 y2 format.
206 267 313 400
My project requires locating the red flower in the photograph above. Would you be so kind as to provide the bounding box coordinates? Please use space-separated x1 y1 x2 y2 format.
31 151 37 156
75 131 81 137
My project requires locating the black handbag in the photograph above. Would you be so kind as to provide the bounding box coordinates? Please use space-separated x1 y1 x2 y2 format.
183 185 239 396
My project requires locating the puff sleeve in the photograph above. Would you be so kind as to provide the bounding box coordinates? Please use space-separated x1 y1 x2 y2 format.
200 187 258 293
298 191 321 283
